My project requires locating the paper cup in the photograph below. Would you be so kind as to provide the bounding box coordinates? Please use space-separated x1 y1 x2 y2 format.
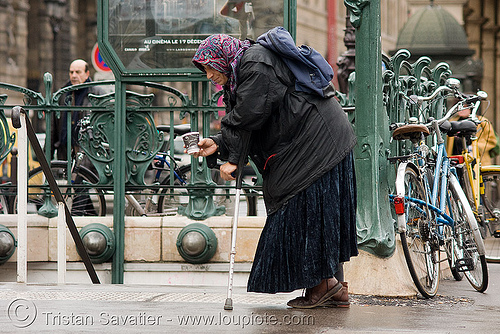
181 131 200 154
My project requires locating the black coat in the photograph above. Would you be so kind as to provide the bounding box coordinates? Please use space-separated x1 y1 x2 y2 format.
211 44 356 215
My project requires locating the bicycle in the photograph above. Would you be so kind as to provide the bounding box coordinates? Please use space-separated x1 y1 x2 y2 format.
16 121 261 217
84 119 261 217
389 78 488 298
446 91 500 263
12 122 192 216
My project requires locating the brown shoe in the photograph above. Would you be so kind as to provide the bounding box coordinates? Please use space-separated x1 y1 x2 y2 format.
322 281 350 308
287 279 342 309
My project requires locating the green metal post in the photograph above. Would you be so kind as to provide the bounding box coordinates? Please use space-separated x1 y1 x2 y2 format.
44 73 53 163
38 73 58 218
179 81 225 220
346 0 395 257
112 79 126 283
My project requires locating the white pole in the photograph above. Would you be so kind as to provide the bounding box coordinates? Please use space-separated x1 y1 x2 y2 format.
57 202 66 284
17 114 27 283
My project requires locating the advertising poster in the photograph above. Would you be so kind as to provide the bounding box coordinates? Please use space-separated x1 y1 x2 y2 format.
108 0 284 70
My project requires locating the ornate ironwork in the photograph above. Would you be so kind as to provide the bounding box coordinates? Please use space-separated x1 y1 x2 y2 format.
78 91 163 186
382 49 451 158
0 84 43 167
344 0 371 28
0 95 15 165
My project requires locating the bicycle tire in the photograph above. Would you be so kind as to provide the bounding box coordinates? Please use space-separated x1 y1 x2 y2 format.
448 174 488 292
244 188 258 216
479 168 500 262
13 161 106 216
399 164 440 298
0 195 8 214
210 168 259 216
158 164 192 215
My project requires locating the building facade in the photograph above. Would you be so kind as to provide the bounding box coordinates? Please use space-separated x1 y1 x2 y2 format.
0 1 498 127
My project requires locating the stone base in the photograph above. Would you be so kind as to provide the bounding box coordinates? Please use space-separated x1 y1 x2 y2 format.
345 239 453 297
344 242 417 297
0 214 453 297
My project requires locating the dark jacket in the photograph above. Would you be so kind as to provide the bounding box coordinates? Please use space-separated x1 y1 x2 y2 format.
52 78 106 159
211 44 356 215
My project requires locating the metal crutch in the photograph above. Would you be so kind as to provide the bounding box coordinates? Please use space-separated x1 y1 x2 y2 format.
224 132 251 310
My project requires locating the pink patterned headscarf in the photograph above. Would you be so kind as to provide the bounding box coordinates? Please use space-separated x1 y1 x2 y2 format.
192 34 252 92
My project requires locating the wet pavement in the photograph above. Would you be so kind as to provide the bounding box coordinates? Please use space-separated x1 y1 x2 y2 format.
0 263 498 333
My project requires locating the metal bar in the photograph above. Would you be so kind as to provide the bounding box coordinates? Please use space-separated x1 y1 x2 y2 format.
17 114 27 283
224 131 251 310
224 187 241 311
57 202 66 284
112 79 126 284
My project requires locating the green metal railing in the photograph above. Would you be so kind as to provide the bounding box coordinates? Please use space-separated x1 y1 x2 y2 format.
0 72 262 282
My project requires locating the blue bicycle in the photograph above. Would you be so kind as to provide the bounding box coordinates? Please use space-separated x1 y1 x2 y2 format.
389 79 488 298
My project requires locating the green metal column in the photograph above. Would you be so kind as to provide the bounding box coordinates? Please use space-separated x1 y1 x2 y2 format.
112 79 126 283
345 0 395 257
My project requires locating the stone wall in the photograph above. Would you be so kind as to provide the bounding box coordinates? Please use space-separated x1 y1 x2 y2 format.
1 215 264 264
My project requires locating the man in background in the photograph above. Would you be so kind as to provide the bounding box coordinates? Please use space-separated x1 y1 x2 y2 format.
53 59 105 160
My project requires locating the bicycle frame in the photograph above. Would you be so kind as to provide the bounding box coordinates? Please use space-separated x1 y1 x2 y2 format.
151 152 188 185
393 121 456 239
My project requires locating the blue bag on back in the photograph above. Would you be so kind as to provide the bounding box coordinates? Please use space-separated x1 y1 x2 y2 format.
256 26 335 98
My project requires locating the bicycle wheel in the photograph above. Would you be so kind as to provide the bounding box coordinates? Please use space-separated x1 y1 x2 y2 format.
0 195 8 214
14 161 106 216
399 164 440 298
158 164 192 215
211 169 259 216
448 174 488 292
480 168 500 262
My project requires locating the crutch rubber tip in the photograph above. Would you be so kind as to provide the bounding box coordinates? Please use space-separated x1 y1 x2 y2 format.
224 298 233 310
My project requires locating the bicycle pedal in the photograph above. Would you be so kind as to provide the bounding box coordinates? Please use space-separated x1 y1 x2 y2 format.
455 258 474 272
494 230 500 238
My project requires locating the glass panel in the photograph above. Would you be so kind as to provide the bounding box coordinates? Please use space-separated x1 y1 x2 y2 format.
108 0 284 70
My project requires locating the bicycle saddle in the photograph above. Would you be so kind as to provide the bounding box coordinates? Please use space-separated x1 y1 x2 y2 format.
392 124 430 141
447 120 477 137
156 124 192 136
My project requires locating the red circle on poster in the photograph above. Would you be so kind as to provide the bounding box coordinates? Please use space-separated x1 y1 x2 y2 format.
91 43 111 72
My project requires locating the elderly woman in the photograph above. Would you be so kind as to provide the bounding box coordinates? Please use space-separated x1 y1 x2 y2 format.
191 34 358 308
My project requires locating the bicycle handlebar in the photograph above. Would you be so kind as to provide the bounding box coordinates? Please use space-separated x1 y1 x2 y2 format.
467 91 488 121
406 85 453 104
392 85 488 132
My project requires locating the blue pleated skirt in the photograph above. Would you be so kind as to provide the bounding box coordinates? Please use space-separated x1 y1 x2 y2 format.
247 151 358 293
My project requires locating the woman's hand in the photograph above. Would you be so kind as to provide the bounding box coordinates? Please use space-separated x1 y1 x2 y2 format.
190 138 217 158
220 162 237 181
